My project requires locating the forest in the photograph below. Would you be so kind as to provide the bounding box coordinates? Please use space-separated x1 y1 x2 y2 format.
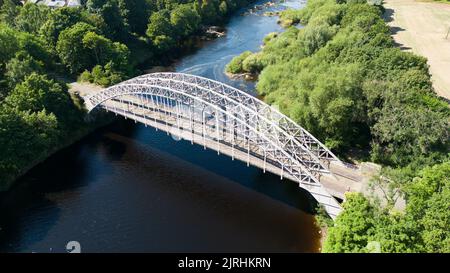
226 0 449 252
0 0 253 188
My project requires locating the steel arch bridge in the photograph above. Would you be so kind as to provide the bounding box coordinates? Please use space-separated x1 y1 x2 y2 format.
84 73 345 218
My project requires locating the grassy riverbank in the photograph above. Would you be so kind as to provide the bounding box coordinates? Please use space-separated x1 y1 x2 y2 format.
226 0 449 252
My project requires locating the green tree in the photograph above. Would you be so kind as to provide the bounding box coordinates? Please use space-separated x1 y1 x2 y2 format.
372 212 421 253
14 3 51 34
5 51 44 87
122 0 149 35
226 51 252 74
324 162 450 253
0 23 19 68
146 9 175 51
0 24 50 71
0 0 19 27
405 162 450 222
56 22 97 73
39 7 104 50
56 22 129 74
420 186 450 252
170 4 201 38
195 0 219 25
323 192 376 253
86 0 129 40
5 73 79 125
0 106 59 186
82 31 114 64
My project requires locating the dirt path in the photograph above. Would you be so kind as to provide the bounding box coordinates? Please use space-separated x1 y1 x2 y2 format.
383 0 450 100
69 82 103 97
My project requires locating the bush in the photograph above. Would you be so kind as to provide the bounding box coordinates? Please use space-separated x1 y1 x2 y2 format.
79 62 126 87
228 0 449 164
324 162 450 253
226 51 252 74
242 53 263 74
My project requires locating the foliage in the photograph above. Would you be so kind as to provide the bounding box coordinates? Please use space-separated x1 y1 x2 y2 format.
56 22 130 76
146 9 176 51
0 74 84 186
5 51 44 87
86 0 129 40
226 51 252 74
227 0 449 166
14 3 51 34
323 192 376 252
6 73 82 126
0 0 254 188
39 7 105 51
0 106 59 187
324 162 450 253
146 0 252 52
225 0 449 253
0 0 18 26
79 62 125 86
170 4 201 38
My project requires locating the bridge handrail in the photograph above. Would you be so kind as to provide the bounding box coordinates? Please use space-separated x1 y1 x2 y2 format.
130 73 342 164
88 83 323 186
97 76 332 175
83 76 345 218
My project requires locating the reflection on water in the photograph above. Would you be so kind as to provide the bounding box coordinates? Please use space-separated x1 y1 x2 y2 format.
0 0 320 253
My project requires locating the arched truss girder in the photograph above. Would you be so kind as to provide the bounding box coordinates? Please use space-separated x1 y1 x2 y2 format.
84 73 343 218
87 74 342 176
125 73 342 164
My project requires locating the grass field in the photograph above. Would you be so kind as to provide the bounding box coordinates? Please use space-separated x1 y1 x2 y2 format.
384 0 450 100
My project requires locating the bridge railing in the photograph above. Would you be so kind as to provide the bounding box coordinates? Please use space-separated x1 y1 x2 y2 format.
83 73 345 218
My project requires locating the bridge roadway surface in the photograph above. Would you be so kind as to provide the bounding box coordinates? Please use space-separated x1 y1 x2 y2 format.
93 93 364 218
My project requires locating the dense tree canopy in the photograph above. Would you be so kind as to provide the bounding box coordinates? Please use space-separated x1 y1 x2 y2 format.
14 3 51 34
5 51 44 87
227 0 449 168
56 22 130 75
227 0 449 253
324 162 450 253
0 73 84 186
146 9 176 51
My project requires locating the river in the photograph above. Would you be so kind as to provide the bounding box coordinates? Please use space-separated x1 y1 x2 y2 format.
0 0 321 253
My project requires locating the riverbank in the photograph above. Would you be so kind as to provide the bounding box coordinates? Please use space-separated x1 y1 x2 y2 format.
0 106 115 192
0 1 265 192
225 0 450 252
226 0 448 166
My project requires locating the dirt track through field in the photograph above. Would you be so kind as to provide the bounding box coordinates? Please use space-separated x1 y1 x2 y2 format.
384 0 450 100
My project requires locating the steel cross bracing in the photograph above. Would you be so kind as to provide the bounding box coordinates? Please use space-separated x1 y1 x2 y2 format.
127 73 341 163
84 73 344 218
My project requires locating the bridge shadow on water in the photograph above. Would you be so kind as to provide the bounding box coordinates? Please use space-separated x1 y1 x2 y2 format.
110 119 320 215
0 118 321 252
96 120 321 252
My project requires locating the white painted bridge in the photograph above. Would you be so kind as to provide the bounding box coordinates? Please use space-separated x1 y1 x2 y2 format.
83 73 361 219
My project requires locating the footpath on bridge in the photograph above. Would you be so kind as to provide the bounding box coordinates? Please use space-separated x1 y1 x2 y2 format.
72 79 405 214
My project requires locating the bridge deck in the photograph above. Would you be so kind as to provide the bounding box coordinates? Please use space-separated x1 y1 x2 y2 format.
80 73 371 219
96 94 363 218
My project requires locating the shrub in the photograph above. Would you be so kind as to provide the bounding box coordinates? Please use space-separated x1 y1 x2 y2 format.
226 51 252 74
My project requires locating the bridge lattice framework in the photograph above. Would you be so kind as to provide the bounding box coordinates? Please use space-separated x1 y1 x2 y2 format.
84 73 344 218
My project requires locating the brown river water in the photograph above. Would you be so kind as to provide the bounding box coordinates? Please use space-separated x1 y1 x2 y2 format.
0 0 321 253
